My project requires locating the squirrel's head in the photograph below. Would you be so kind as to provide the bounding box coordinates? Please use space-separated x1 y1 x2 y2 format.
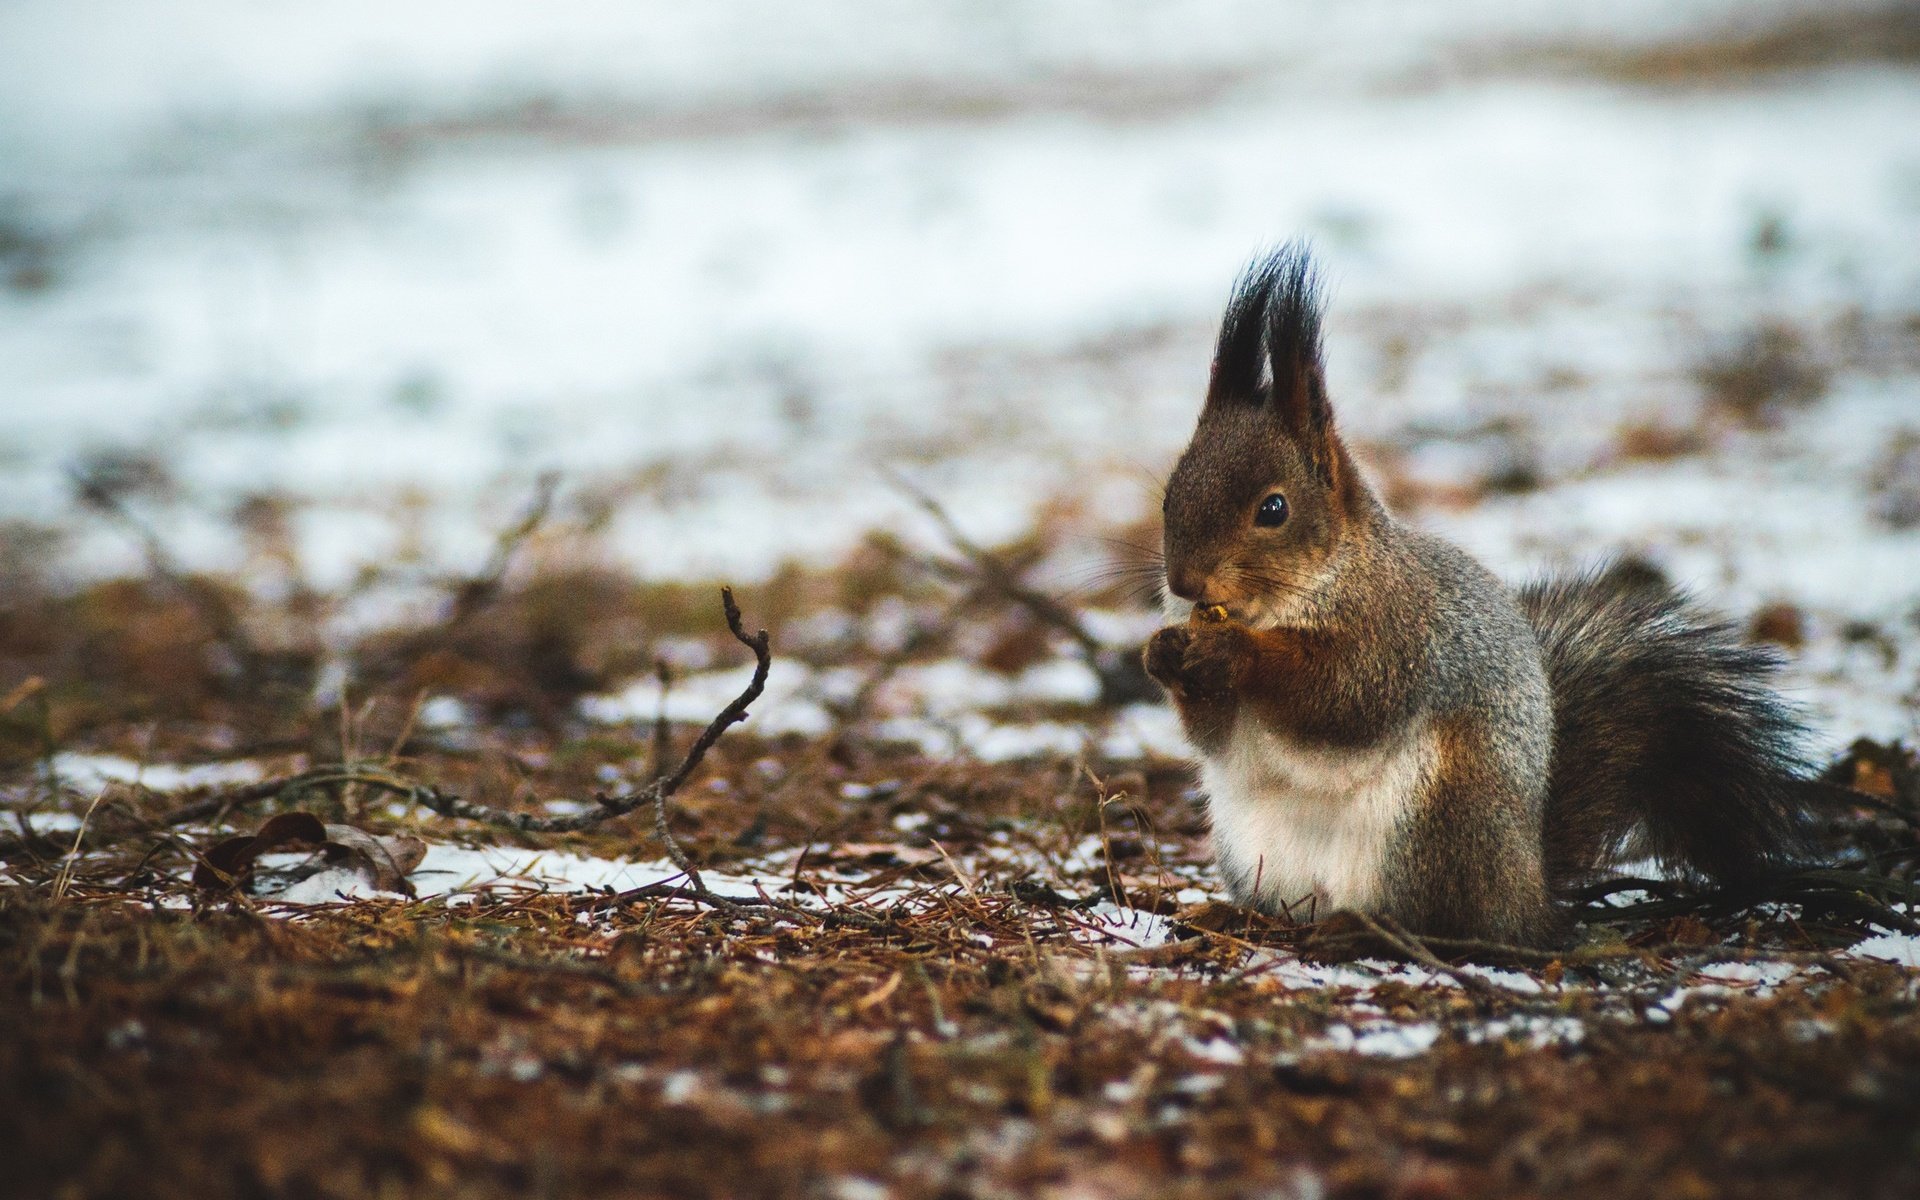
1161 244 1370 627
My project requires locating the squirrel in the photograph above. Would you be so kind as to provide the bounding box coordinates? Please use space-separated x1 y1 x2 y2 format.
1142 243 1817 948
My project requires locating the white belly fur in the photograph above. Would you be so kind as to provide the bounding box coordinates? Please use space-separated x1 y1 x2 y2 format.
1199 717 1434 915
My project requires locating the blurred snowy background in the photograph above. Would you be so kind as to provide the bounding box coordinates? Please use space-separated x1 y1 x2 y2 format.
1 0 1916 743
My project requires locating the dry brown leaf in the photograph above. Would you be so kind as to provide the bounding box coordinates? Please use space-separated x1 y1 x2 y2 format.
192 812 424 898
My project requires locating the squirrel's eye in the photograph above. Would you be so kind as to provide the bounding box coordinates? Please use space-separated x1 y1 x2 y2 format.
1255 493 1288 527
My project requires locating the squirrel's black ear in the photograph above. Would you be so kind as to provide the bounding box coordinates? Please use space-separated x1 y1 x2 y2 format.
1206 243 1336 483
1206 252 1282 407
1262 244 1334 481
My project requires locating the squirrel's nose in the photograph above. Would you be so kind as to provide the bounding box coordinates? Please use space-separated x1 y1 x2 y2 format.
1167 566 1210 603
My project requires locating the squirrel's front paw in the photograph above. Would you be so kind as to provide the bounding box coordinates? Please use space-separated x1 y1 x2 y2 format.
1179 619 1247 697
1143 620 1247 697
1143 625 1192 690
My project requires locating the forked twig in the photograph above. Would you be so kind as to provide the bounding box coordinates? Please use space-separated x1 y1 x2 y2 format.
440 471 560 630
72 476 264 686
412 587 768 853
1348 911 1502 997
887 471 1156 705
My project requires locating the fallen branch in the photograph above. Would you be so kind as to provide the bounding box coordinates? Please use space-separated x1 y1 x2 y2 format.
439 471 560 631
0 765 410 863
71 470 266 688
1349 912 1503 997
13 589 908 933
579 881 896 933
1575 867 1920 934
409 586 767 861
888 471 1156 705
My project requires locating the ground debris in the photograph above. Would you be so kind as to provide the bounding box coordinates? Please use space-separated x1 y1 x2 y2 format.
2 446 1917 1199
6 702 1920 1198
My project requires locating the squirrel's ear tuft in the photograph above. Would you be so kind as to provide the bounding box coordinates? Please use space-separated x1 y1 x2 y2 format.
1207 242 1335 480
1263 242 1329 444
1206 251 1284 407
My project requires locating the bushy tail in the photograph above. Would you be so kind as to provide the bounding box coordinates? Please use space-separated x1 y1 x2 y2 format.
1520 561 1816 889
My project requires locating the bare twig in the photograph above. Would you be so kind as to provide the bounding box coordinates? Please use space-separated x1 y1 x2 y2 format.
0 766 365 862
413 586 769 840
887 471 1156 705
72 474 266 686
388 585 898 931
648 659 674 781
890 471 1101 655
48 790 109 902
441 471 560 630
580 881 896 932
0 675 46 716
1576 868 1920 934
6 590 891 933
1349 912 1503 997
1 588 767 872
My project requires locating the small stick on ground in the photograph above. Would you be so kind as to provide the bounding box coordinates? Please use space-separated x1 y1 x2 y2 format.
648 659 675 782
1336 912 1504 998
887 471 1156 705
440 471 561 631
412 585 769 840
71 474 265 687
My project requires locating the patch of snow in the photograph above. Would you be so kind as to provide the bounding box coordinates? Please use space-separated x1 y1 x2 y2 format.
659 1070 701 1106
51 754 266 795
1100 703 1189 761
1454 964 1545 994
1692 960 1803 989
823 1180 890 1200
1309 1021 1443 1059
1078 609 1164 648
268 866 397 905
868 717 954 758
888 661 1017 715
1470 1014 1586 1048
581 661 832 737
1183 1036 1246 1067
1014 658 1102 705
1848 930 1920 968
418 696 472 730
1058 834 1110 878
1253 953 1550 997
410 844 703 899
7 810 83 835
1072 902 1178 949
1656 958 1812 1010
954 715 1088 763
252 841 819 909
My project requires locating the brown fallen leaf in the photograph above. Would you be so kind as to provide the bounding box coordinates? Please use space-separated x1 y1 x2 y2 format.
318 823 427 895
193 812 328 891
192 811 426 898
